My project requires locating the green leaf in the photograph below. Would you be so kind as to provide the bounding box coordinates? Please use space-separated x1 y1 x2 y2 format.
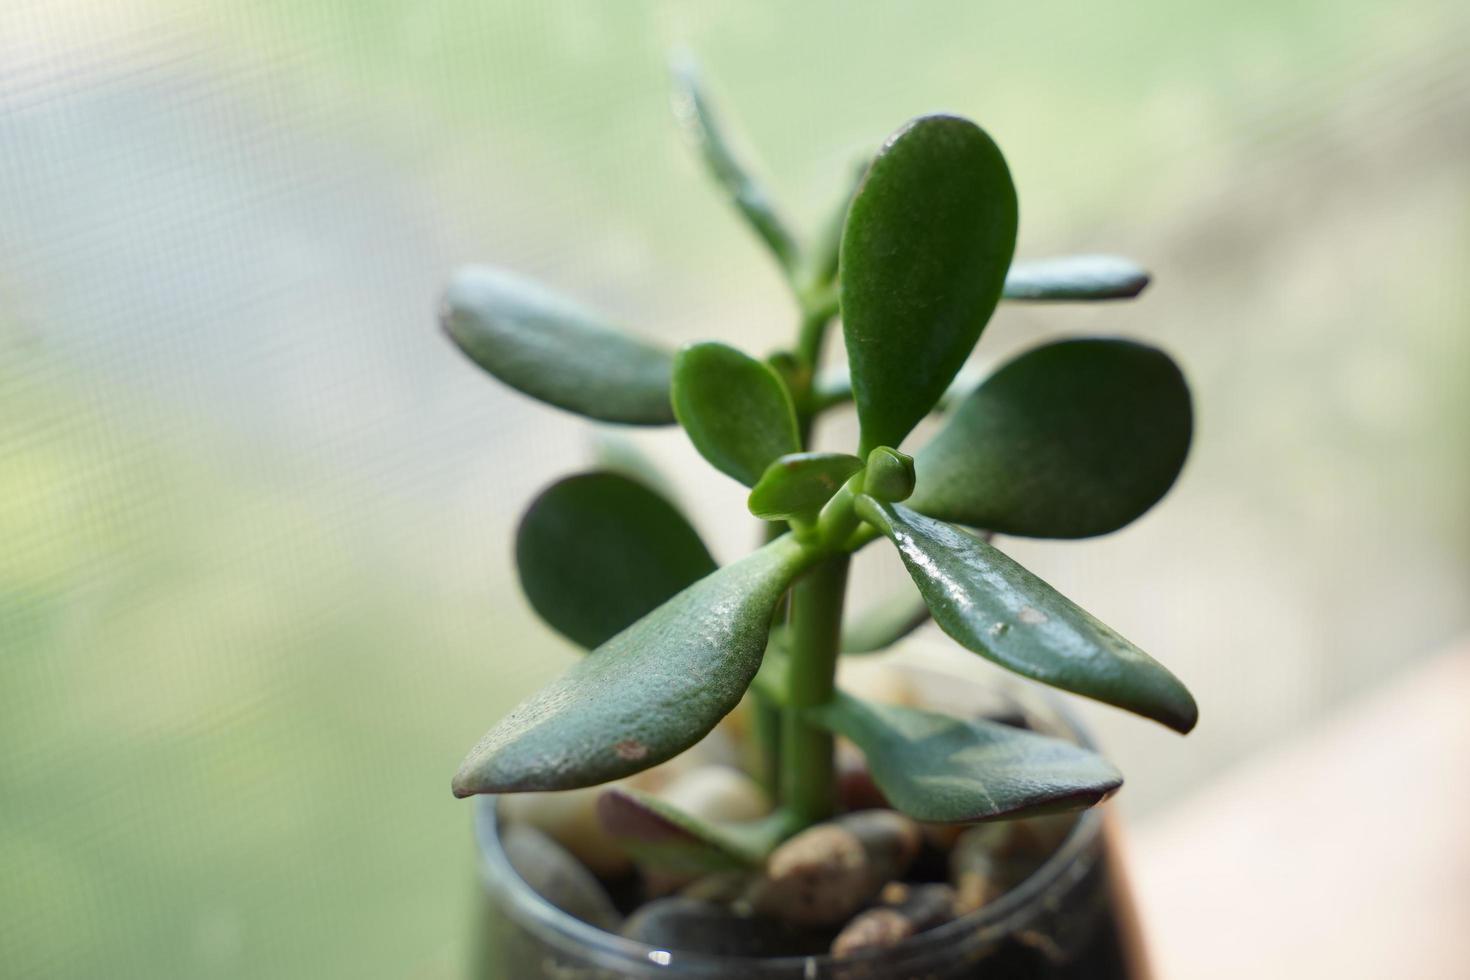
672 342 801 486
807 693 1122 822
840 115 1018 455
856 500 1198 733
596 787 791 872
670 55 799 275
516 472 717 649
862 447 916 503
747 452 863 522
909 338 1192 539
1003 255 1150 301
441 266 674 424
840 588 931 654
452 535 814 796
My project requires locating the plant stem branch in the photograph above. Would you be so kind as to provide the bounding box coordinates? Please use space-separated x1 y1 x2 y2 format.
796 304 835 371
780 554 849 825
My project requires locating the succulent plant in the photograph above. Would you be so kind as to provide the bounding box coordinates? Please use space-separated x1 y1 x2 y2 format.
441 59 1196 873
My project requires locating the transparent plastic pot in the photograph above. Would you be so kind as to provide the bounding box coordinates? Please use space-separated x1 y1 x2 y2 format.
470 663 1151 979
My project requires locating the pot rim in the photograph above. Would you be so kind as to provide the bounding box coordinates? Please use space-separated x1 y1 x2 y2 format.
473 669 1108 971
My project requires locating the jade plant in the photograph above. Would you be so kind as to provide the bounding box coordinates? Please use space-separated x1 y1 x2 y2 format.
442 62 1196 879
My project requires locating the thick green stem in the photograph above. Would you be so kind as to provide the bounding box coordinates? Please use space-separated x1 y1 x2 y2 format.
780 554 849 825
752 695 784 794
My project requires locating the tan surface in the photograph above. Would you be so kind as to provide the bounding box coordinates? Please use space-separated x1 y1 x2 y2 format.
1134 646 1470 979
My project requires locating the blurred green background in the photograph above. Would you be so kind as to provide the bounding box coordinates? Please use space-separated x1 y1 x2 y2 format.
2 1 1467 976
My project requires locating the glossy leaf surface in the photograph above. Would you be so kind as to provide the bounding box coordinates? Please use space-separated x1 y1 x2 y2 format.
672 342 800 486
840 588 931 654
858 500 1198 733
442 266 674 424
863 447 916 503
516 472 717 649
909 338 1192 538
840 115 1018 454
453 535 813 796
1003 255 1151 301
596 787 789 872
808 693 1122 822
670 56 799 274
747 452 863 521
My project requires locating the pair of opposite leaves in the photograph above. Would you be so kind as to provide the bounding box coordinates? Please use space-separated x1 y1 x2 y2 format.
449 115 1195 823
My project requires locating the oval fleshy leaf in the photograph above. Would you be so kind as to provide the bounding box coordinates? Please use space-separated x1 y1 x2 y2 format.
596 787 791 872
840 115 1018 455
516 472 717 650
453 535 815 796
670 55 799 275
909 338 1192 539
1003 255 1151 301
747 452 864 522
441 266 674 424
840 588 931 654
672 342 801 486
808 693 1123 822
856 500 1198 733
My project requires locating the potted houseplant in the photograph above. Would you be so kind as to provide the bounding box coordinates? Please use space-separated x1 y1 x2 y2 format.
440 59 1196 978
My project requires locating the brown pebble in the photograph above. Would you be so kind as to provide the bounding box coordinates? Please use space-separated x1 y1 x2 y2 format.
656 764 771 824
831 883 957 958
879 881 910 905
752 809 923 927
753 823 867 925
843 810 924 881
832 908 909 957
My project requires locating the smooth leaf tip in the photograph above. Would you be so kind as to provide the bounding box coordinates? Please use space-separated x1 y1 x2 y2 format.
811 694 1128 823
1124 664 1198 734
437 266 484 337
1002 255 1153 302
450 755 488 798
891 111 979 141
1161 688 1200 735
1138 659 1200 734
842 110 1017 455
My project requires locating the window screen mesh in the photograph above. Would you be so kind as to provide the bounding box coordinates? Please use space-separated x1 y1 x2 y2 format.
3 2 1467 975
